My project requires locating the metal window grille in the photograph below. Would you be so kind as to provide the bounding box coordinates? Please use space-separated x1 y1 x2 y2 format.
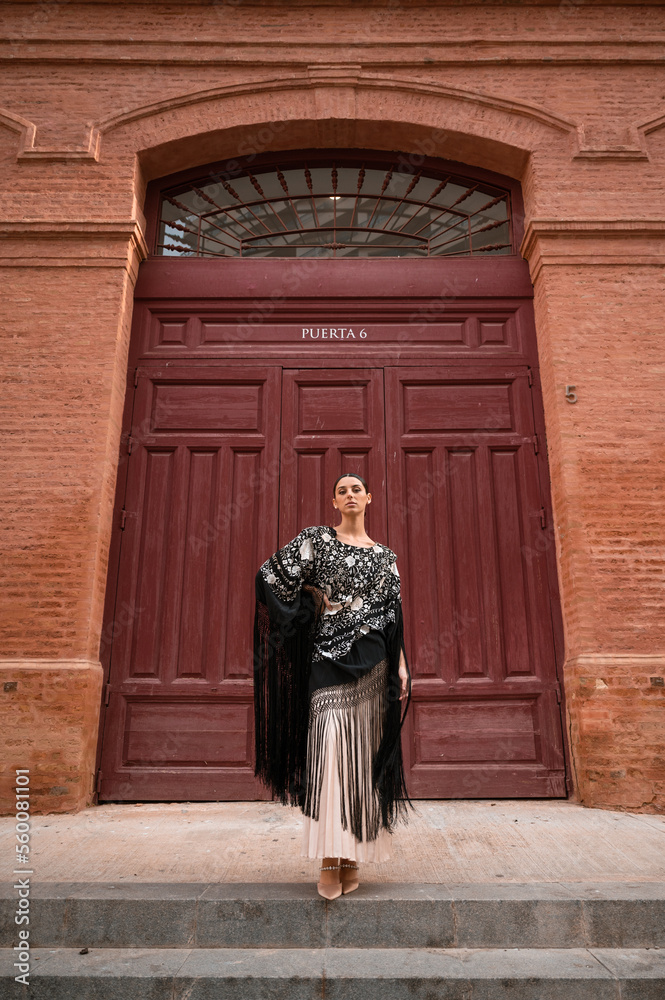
156 157 513 259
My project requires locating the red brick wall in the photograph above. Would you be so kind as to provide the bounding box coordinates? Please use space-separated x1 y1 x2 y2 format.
524 245 665 811
567 656 665 810
1 0 664 813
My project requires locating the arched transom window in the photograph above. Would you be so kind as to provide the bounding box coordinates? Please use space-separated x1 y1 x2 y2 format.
156 154 513 259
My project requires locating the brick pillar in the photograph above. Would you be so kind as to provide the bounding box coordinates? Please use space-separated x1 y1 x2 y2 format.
522 220 665 813
0 221 147 814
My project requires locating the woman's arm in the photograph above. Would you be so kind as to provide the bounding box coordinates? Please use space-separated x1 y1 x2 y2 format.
387 555 409 701
398 647 409 701
259 528 317 605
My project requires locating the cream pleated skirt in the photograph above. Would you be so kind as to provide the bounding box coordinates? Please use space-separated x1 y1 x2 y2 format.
300 657 393 863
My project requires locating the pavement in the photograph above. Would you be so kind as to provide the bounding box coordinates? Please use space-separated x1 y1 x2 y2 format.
2 798 664 884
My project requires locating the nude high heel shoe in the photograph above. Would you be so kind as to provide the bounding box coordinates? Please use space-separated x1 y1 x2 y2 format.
340 860 359 894
317 859 342 899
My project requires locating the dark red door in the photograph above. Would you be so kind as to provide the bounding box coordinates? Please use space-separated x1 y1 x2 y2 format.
386 366 566 797
98 366 281 801
99 360 565 801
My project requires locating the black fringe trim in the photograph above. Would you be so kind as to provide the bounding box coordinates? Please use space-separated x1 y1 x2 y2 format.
253 571 320 808
371 597 414 834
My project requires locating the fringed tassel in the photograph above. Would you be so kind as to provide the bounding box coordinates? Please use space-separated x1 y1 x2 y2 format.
372 598 415 832
303 658 389 842
253 573 320 808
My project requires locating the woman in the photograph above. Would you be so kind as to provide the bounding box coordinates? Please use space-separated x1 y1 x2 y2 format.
253 473 413 899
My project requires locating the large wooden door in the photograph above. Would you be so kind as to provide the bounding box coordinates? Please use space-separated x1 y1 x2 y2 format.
98 366 281 801
99 360 565 801
97 243 570 803
386 366 566 797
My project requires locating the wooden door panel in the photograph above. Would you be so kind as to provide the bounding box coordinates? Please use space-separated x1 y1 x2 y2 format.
415 698 541 762
124 701 253 765
386 366 565 797
280 369 387 545
98 366 280 801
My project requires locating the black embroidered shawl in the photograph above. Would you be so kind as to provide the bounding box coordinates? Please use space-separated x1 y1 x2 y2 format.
253 525 413 839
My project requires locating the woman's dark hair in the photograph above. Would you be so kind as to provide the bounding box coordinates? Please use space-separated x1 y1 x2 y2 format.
332 472 369 496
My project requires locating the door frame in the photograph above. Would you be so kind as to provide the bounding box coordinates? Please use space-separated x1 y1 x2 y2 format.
95 257 571 802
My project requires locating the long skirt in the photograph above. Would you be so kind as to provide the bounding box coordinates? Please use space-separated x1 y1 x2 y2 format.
300 656 393 862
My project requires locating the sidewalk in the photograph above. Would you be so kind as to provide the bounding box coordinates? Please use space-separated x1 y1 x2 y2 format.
3 799 664 884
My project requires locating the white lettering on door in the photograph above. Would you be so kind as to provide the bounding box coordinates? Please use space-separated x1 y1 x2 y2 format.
301 328 367 339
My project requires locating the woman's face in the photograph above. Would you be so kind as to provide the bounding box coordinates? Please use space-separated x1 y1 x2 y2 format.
333 476 371 517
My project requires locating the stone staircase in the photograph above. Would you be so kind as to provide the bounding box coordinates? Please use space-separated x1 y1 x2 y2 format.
2 881 664 997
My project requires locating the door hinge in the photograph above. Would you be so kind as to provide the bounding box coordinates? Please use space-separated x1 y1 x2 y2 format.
96 769 103 794
104 683 111 706
127 435 134 455
527 369 533 387
531 434 539 454
555 683 561 703
539 507 547 530
134 368 139 387
120 507 127 530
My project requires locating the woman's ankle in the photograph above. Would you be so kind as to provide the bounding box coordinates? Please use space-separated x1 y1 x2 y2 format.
318 857 340 884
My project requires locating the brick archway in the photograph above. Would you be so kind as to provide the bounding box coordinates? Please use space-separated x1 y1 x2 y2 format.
94 119 574 802
96 72 577 209
78 77 587 809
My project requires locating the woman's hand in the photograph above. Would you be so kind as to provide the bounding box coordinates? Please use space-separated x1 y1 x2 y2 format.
398 654 409 701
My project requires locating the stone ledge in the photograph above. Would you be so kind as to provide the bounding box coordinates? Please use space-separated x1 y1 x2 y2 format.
2 946 664 1000
0 220 148 274
0 659 103 672
521 219 665 272
2 882 664 951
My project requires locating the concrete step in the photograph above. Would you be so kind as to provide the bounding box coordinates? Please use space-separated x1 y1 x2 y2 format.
2 882 665 950
2 945 665 999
